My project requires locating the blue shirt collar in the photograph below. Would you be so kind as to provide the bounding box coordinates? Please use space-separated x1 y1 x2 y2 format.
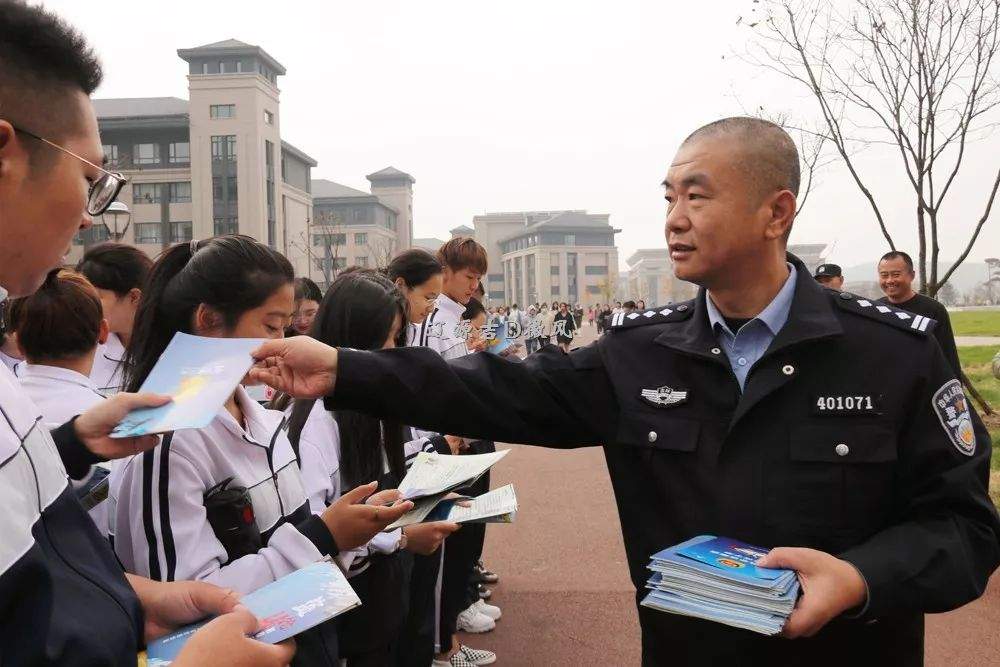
705 262 797 336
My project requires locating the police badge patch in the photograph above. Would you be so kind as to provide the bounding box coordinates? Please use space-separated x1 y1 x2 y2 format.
640 386 688 408
932 379 976 456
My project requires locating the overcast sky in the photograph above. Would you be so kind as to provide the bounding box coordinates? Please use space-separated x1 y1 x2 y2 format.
43 0 998 277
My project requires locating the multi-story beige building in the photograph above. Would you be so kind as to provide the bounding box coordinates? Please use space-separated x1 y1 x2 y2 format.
469 210 620 306
308 168 415 289
73 39 317 277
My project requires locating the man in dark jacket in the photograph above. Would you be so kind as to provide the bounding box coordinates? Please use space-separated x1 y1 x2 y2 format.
251 117 1000 666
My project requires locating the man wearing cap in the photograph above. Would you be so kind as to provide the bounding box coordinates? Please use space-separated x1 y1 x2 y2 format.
814 263 844 290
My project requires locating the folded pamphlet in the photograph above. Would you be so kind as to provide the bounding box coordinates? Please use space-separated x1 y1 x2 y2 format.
397 449 509 501
640 535 800 636
141 559 360 666
111 333 265 438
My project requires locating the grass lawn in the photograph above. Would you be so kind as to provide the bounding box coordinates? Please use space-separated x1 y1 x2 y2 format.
959 346 1000 506
950 310 1000 337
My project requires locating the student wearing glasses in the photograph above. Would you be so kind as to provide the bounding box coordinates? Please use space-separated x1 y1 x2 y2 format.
0 4 297 665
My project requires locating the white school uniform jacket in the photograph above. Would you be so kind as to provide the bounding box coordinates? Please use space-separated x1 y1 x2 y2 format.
90 332 125 395
110 386 336 594
19 363 111 534
296 401 450 576
415 294 469 360
0 349 22 376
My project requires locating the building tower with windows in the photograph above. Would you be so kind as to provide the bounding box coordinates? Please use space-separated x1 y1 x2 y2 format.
71 39 316 276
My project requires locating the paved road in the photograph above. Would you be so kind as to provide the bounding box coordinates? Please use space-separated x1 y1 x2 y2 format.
457 325 1000 666
956 336 1000 347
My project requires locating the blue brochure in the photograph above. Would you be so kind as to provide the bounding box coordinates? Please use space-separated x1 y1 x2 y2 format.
111 333 265 438
144 559 361 666
676 535 785 582
485 316 514 356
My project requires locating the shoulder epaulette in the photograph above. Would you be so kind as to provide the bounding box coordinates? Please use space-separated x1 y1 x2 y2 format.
608 300 696 331
831 290 936 336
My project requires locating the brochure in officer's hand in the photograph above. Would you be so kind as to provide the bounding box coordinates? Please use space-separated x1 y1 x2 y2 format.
141 559 360 666
640 535 800 636
111 333 265 438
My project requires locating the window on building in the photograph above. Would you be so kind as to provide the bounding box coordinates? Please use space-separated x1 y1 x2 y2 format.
133 183 162 204
550 265 560 275
213 217 238 236
211 135 237 160
565 234 576 246
353 207 365 222
265 140 276 248
585 265 609 275
169 182 192 203
210 104 235 119
102 144 118 166
356 256 369 267
334 257 347 270
170 221 193 243
168 142 190 164
354 233 367 246
551 285 561 295
586 285 601 294
134 223 162 245
313 233 347 246
264 109 274 125
133 143 159 165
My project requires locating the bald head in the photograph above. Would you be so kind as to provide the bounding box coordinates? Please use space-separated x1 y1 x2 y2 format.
682 117 800 203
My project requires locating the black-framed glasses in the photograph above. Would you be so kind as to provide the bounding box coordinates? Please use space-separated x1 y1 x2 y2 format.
10 123 126 216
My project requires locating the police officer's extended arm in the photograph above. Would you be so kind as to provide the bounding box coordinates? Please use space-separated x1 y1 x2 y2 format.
835 339 1000 620
250 336 618 447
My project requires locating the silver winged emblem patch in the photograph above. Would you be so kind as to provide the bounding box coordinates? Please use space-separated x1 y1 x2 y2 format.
640 385 688 408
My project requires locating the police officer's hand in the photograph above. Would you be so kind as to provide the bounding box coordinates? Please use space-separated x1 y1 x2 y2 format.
319 481 414 550
403 521 461 555
74 392 172 460
756 547 868 638
173 606 296 667
249 336 338 399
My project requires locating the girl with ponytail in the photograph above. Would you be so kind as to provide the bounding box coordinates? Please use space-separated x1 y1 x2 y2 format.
110 237 412 666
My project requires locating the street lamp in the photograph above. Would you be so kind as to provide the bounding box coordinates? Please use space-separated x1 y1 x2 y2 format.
100 201 132 242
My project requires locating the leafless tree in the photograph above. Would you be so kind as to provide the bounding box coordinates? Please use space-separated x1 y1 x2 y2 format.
745 0 1000 296
367 238 397 271
751 107 833 219
308 209 346 285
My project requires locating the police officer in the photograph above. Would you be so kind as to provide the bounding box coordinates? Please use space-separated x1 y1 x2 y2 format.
250 117 1000 666
813 263 844 290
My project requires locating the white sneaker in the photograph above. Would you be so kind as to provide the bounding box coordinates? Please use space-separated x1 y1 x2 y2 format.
471 598 502 621
458 644 497 665
456 606 496 633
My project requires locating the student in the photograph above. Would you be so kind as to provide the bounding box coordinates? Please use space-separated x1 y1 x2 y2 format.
286 270 460 666
553 302 577 352
111 236 412 665
14 269 112 532
418 238 487 360
0 3 302 664
76 242 151 395
387 248 444 345
288 276 322 336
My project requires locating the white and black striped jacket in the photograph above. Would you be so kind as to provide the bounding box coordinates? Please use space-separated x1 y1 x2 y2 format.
89 332 125 395
414 294 469 360
110 386 336 595
0 362 143 665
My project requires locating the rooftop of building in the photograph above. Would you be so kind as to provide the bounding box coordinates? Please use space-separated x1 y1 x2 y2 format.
497 210 617 243
311 179 372 199
413 237 446 252
366 166 415 184
177 38 286 75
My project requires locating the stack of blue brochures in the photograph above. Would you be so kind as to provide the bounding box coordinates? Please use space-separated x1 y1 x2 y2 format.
640 535 800 636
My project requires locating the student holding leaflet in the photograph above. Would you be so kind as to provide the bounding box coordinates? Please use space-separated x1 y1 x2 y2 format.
110 236 413 666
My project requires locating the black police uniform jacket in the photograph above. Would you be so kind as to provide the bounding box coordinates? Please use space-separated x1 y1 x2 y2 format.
325 255 1000 666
